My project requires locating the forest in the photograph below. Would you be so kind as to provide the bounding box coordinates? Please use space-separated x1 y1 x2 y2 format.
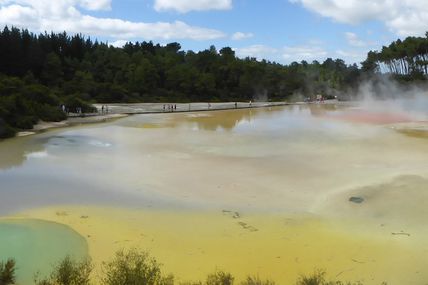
0 26 428 138
362 32 428 79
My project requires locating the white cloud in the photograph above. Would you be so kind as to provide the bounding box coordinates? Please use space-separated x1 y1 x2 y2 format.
231 32 253 40
154 0 232 13
234 45 278 59
0 0 226 41
345 32 367 47
335 49 366 63
235 43 365 64
290 0 428 36
235 44 332 63
282 45 328 62
110 40 128 48
80 0 111 11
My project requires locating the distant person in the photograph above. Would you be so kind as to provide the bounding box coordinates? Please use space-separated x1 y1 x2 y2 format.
174 104 177 110
235 102 237 109
249 100 252 107
163 104 165 111
101 105 105 114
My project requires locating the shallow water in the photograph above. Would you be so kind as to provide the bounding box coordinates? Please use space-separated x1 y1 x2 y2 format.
1 103 428 284
0 219 88 285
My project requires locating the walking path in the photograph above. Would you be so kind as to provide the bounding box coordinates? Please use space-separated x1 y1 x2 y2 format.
18 101 299 137
70 101 291 117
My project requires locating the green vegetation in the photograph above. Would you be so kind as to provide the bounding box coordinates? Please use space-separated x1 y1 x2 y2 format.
0 259 16 285
34 256 92 285
206 271 234 285
0 250 386 285
1 26 428 138
362 32 428 80
101 249 173 285
240 276 275 285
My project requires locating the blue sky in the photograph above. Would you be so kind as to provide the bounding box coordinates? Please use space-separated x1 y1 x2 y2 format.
0 0 426 64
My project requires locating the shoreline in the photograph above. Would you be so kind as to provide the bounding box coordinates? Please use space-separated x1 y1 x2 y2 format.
17 113 128 137
16 101 297 137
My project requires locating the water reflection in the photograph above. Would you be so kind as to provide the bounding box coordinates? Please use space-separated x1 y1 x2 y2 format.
0 134 114 170
0 136 45 170
184 107 283 131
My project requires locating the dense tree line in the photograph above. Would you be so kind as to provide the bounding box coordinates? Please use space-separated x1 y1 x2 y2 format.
362 32 428 79
0 26 364 138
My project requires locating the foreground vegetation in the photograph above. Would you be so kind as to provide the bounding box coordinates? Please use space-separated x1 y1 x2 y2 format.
0 249 382 285
1 26 428 138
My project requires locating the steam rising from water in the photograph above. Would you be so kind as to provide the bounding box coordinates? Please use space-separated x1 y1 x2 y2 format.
355 77 428 120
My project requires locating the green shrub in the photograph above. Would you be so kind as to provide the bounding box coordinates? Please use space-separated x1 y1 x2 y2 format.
21 84 59 106
36 104 66 122
295 271 366 285
101 249 174 285
34 256 92 285
206 271 234 285
63 96 97 113
0 259 16 285
241 276 275 285
0 119 16 138
14 115 38 129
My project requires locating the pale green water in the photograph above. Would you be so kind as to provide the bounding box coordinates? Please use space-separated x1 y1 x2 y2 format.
0 219 88 285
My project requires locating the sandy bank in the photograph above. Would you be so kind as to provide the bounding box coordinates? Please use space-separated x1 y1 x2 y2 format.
17 113 128 137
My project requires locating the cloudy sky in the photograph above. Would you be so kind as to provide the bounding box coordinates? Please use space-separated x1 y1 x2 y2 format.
1 0 427 64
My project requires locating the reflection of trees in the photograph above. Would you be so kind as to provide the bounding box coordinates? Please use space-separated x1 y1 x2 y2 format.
185 107 286 131
307 104 339 117
0 136 45 170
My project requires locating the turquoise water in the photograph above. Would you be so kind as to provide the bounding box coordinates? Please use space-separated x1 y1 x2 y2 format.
0 219 88 285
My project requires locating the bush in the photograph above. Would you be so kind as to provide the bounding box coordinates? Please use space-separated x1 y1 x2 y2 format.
34 256 92 285
296 271 326 285
21 84 59 106
13 115 38 129
0 119 16 138
101 249 174 285
295 271 365 285
241 276 275 285
0 259 16 285
206 271 234 285
36 104 66 122
63 96 97 113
